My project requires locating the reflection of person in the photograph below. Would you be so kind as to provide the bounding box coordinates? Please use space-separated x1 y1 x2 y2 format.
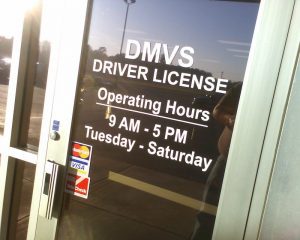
213 82 242 157
190 82 242 240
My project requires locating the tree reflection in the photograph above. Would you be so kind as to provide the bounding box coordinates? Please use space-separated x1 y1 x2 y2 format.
0 36 13 84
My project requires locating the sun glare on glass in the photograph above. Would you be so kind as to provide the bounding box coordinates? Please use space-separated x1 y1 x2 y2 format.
0 0 39 38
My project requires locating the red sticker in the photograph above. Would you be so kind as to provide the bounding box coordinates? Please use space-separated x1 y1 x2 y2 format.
65 173 90 199
71 142 92 160
72 143 81 157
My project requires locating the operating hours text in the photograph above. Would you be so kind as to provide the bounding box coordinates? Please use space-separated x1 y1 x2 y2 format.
109 114 188 144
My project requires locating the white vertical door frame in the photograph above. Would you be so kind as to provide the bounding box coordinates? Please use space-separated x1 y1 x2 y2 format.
247 0 300 239
27 0 89 239
213 0 296 239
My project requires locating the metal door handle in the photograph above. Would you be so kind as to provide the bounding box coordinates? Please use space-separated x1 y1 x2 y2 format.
39 160 61 219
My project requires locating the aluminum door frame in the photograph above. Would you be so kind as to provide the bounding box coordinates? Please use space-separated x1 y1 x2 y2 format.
245 1 300 239
26 0 89 239
214 1 297 239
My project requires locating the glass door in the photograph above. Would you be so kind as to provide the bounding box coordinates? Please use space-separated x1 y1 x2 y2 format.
57 0 261 239
31 0 261 239
24 0 296 239
0 0 88 239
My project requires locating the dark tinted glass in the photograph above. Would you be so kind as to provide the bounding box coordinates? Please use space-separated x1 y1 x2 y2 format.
58 1 259 239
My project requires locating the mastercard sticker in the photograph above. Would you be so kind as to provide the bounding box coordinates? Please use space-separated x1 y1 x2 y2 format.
72 142 92 160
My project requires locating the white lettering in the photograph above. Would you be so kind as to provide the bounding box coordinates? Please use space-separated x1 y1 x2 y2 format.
147 141 213 172
178 46 194 68
125 39 140 59
84 125 136 152
125 39 194 68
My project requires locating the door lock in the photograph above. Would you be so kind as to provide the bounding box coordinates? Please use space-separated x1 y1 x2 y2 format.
49 130 60 141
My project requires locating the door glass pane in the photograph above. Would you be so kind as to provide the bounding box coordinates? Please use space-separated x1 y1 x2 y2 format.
0 1 14 135
58 0 259 239
14 162 36 240
0 159 36 240
0 0 50 146
21 40 50 149
18 7 51 150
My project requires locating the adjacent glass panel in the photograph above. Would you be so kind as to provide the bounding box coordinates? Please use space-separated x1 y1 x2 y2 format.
13 162 36 240
18 7 51 149
0 157 36 239
23 40 50 148
59 0 259 239
0 1 14 135
0 0 50 146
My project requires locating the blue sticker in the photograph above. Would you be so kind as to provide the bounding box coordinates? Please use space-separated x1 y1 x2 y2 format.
52 120 60 131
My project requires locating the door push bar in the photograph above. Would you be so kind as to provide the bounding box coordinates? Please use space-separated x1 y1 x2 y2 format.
39 160 61 220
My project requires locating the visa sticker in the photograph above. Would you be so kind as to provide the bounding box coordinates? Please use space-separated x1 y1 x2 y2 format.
68 158 90 176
